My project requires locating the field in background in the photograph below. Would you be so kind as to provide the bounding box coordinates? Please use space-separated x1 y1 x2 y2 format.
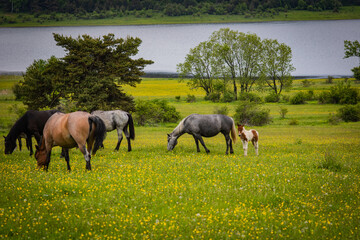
0 75 360 239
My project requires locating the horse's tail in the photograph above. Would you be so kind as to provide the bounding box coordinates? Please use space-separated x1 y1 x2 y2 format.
88 116 107 155
230 120 237 144
127 113 135 140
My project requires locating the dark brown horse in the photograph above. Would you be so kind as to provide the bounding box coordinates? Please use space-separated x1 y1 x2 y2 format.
35 111 106 171
4 110 60 156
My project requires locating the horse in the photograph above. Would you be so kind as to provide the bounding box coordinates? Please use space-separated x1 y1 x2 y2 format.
91 110 135 151
237 124 259 156
4 110 60 156
167 114 237 154
35 111 106 171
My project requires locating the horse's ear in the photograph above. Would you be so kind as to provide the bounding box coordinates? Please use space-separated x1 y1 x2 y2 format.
167 134 170 137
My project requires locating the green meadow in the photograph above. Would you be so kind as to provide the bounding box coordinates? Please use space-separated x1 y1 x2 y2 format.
0 76 360 239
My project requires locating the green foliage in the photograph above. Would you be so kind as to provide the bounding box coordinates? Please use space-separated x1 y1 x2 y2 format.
317 149 342 172
265 92 280 103
233 101 271 126
325 75 334 84
352 66 360 81
328 113 341 125
318 80 359 105
279 106 288 119
289 119 299 125
134 99 181 126
213 105 229 115
337 103 360 122
290 92 307 104
13 33 153 111
238 92 263 103
186 94 196 103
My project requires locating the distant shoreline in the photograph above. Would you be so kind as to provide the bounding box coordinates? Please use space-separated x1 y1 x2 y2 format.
0 70 352 80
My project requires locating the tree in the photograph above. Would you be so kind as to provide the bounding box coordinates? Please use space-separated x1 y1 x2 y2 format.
177 40 220 96
261 38 295 96
14 33 153 111
344 40 360 80
13 56 66 110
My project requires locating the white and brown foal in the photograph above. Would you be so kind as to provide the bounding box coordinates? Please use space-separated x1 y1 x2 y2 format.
237 124 259 156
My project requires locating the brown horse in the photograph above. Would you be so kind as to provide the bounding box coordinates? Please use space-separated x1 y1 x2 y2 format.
35 111 106 171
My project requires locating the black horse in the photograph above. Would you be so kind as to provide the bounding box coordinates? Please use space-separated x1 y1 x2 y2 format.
4 110 60 156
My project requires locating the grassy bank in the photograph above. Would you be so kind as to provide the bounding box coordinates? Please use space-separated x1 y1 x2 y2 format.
0 76 360 239
1 6 360 27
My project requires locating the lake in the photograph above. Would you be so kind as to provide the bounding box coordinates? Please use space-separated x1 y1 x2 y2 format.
1 20 360 77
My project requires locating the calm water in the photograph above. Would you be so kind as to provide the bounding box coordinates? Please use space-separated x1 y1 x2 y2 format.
1 20 360 77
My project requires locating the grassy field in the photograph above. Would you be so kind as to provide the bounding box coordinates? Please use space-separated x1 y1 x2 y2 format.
1 6 360 27
0 76 360 239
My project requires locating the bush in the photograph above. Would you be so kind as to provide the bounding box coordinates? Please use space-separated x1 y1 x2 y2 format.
238 92 263 103
264 92 280 103
337 103 360 122
325 76 334 84
213 106 229 115
205 92 221 102
289 119 299 125
233 101 272 126
279 106 288 119
319 81 359 104
328 113 341 125
221 91 235 103
134 99 181 126
186 94 196 103
351 66 360 81
290 92 306 104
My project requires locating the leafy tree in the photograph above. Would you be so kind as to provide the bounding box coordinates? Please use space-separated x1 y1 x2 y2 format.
13 56 66 110
14 33 153 111
261 38 295 96
177 40 219 96
344 40 360 80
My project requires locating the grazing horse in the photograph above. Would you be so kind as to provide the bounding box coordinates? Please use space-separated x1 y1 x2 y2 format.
4 110 59 156
237 124 259 156
35 111 106 171
91 110 135 151
167 114 237 154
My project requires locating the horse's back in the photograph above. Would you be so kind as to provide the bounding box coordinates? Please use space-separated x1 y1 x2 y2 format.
92 110 128 131
184 114 233 137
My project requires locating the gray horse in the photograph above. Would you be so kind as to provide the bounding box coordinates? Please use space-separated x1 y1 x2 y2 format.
91 110 135 151
167 114 237 154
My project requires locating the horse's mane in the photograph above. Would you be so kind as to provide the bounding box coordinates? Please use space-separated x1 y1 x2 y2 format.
172 117 187 136
6 112 29 140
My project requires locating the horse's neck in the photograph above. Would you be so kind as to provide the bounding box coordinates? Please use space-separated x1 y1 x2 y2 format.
8 117 26 140
172 120 185 137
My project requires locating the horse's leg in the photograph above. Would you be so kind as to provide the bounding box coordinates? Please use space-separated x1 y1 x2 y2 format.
253 140 259 156
242 140 248 156
123 127 131 152
192 135 200 152
45 149 52 171
18 137 22 151
79 144 91 170
26 134 33 156
195 134 210 153
115 128 124 151
62 148 71 171
223 133 233 155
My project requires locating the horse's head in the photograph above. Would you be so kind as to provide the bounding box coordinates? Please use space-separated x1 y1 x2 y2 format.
4 135 16 154
167 133 178 151
237 124 245 136
35 144 47 169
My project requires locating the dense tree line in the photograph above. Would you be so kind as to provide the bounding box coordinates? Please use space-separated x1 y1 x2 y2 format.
1 0 357 16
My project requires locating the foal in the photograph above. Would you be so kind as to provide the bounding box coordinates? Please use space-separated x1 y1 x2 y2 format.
237 124 259 156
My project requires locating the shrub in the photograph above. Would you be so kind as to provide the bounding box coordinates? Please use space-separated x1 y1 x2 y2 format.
325 76 334 84
289 119 299 125
337 103 360 122
186 94 196 103
317 150 342 172
264 92 280 103
175 96 181 102
134 99 181 126
213 106 229 115
279 106 288 119
205 92 221 102
290 92 306 104
320 81 359 104
233 101 271 126
238 92 263 103
328 113 341 125
221 91 235 103
302 79 312 87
